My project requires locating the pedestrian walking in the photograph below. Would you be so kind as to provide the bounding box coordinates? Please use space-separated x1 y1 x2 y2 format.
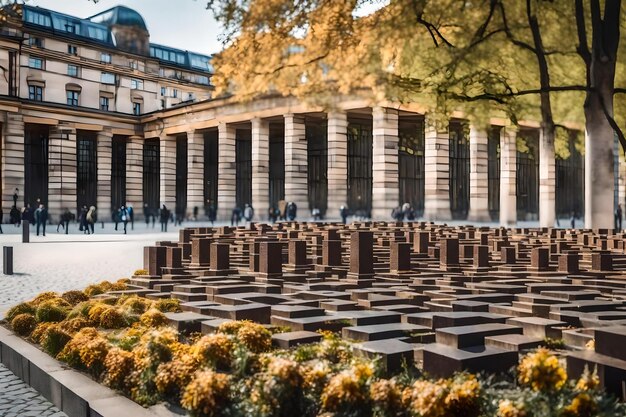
143 203 151 228
570 211 576 229
268 206 278 223
35 203 48 236
340 205 349 224
286 202 297 221
10 205 20 227
206 201 216 226
22 203 35 224
401 202 411 221
193 206 199 221
57 208 72 234
127 203 134 230
119 205 130 234
12 188 18 207
243 203 254 223
79 205 89 234
231 206 242 226
278 200 287 221
616 204 623 232
87 206 97 234
159 204 170 232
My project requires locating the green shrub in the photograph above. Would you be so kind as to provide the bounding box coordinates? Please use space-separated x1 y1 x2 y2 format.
35 301 68 323
41 324 72 356
5 302 36 322
11 313 37 337
99 308 127 329
155 298 181 313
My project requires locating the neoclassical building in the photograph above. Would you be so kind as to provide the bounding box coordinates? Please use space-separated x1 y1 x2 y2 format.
0 4 615 223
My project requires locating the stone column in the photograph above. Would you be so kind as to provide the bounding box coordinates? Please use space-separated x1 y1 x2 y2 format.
159 135 176 208
284 114 308 213
251 118 270 220
539 128 556 227
96 129 113 220
2 112 24 211
327 111 348 219
372 107 399 220
217 122 236 220
423 117 451 220
126 136 143 218
187 130 204 219
48 124 77 220
468 126 490 221
500 127 517 226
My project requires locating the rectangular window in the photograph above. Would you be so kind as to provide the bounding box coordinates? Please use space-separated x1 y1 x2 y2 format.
28 57 43 69
28 85 43 101
172 89 178 98
187 92 193 101
66 90 79 106
100 52 111 63
67 64 79 77
133 102 141 115
160 86 166 96
196 75 209 85
161 99 165 109
129 60 138 70
28 37 43 48
65 23 77 34
130 78 143 90
25 9 52 27
100 96 109 111
67 44 78 55
100 72 115 84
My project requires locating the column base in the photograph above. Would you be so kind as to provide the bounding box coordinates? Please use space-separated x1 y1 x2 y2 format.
468 211 492 223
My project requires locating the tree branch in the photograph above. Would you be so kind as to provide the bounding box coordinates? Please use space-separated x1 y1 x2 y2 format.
599 93 626 157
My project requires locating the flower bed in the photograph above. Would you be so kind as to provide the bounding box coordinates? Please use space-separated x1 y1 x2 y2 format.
3 284 625 417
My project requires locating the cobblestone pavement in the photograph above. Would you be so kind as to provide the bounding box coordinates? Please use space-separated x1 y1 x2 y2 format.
0 364 66 417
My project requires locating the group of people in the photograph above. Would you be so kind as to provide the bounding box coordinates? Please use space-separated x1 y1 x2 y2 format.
267 201 298 223
391 202 417 222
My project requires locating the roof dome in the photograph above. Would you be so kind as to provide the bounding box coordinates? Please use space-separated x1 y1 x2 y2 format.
88 6 147 31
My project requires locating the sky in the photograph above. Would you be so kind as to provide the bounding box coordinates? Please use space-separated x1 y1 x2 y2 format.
28 0 223 55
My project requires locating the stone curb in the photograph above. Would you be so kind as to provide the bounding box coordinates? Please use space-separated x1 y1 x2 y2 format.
0 326 180 417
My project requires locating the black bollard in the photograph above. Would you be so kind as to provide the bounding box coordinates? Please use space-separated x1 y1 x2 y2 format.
22 220 29 243
3 246 13 275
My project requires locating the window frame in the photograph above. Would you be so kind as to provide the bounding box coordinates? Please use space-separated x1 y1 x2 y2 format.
130 78 143 90
28 85 43 101
132 102 141 116
67 64 79 77
100 52 112 64
99 96 109 111
67 44 78 56
100 72 115 85
66 90 79 106
28 57 44 70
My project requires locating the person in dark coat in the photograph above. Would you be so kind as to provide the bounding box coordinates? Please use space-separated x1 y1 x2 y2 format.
231 207 242 226
286 202 297 221
206 201 216 226
12 188 18 207
159 204 170 232
22 203 35 224
35 203 48 236
127 204 134 230
340 205 349 224
143 203 151 228
78 205 88 234
616 204 623 232
57 208 72 233
10 205 20 227
268 206 278 223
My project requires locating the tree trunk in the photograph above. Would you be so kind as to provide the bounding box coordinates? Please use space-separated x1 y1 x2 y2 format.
584 72 616 229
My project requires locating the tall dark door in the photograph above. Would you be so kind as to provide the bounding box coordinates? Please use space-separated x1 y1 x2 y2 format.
516 130 540 220
269 123 285 208
204 129 218 210
235 129 252 209
111 136 126 211
77 131 97 212
398 117 425 217
175 135 188 216
488 127 501 221
556 131 584 218
143 139 160 212
449 121 470 220
24 124 49 207
347 119 373 217
306 121 328 216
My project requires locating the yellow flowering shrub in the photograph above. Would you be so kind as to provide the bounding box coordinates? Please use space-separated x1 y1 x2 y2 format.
154 298 181 313
575 366 600 391
30 291 60 306
30 322 53 343
155 354 198 400
497 399 526 417
99 307 127 329
370 379 403 416
103 347 135 391
88 303 110 323
40 324 72 356
217 320 246 335
181 370 231 417
139 308 169 327
321 363 373 414
301 360 332 393
133 269 149 276
247 356 305 415
231 321 272 353
402 374 481 417
61 290 89 306
120 296 153 314
191 334 234 370
518 348 567 391
60 317 92 334
560 393 598 417
58 327 109 375
11 313 37 337
84 284 105 297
